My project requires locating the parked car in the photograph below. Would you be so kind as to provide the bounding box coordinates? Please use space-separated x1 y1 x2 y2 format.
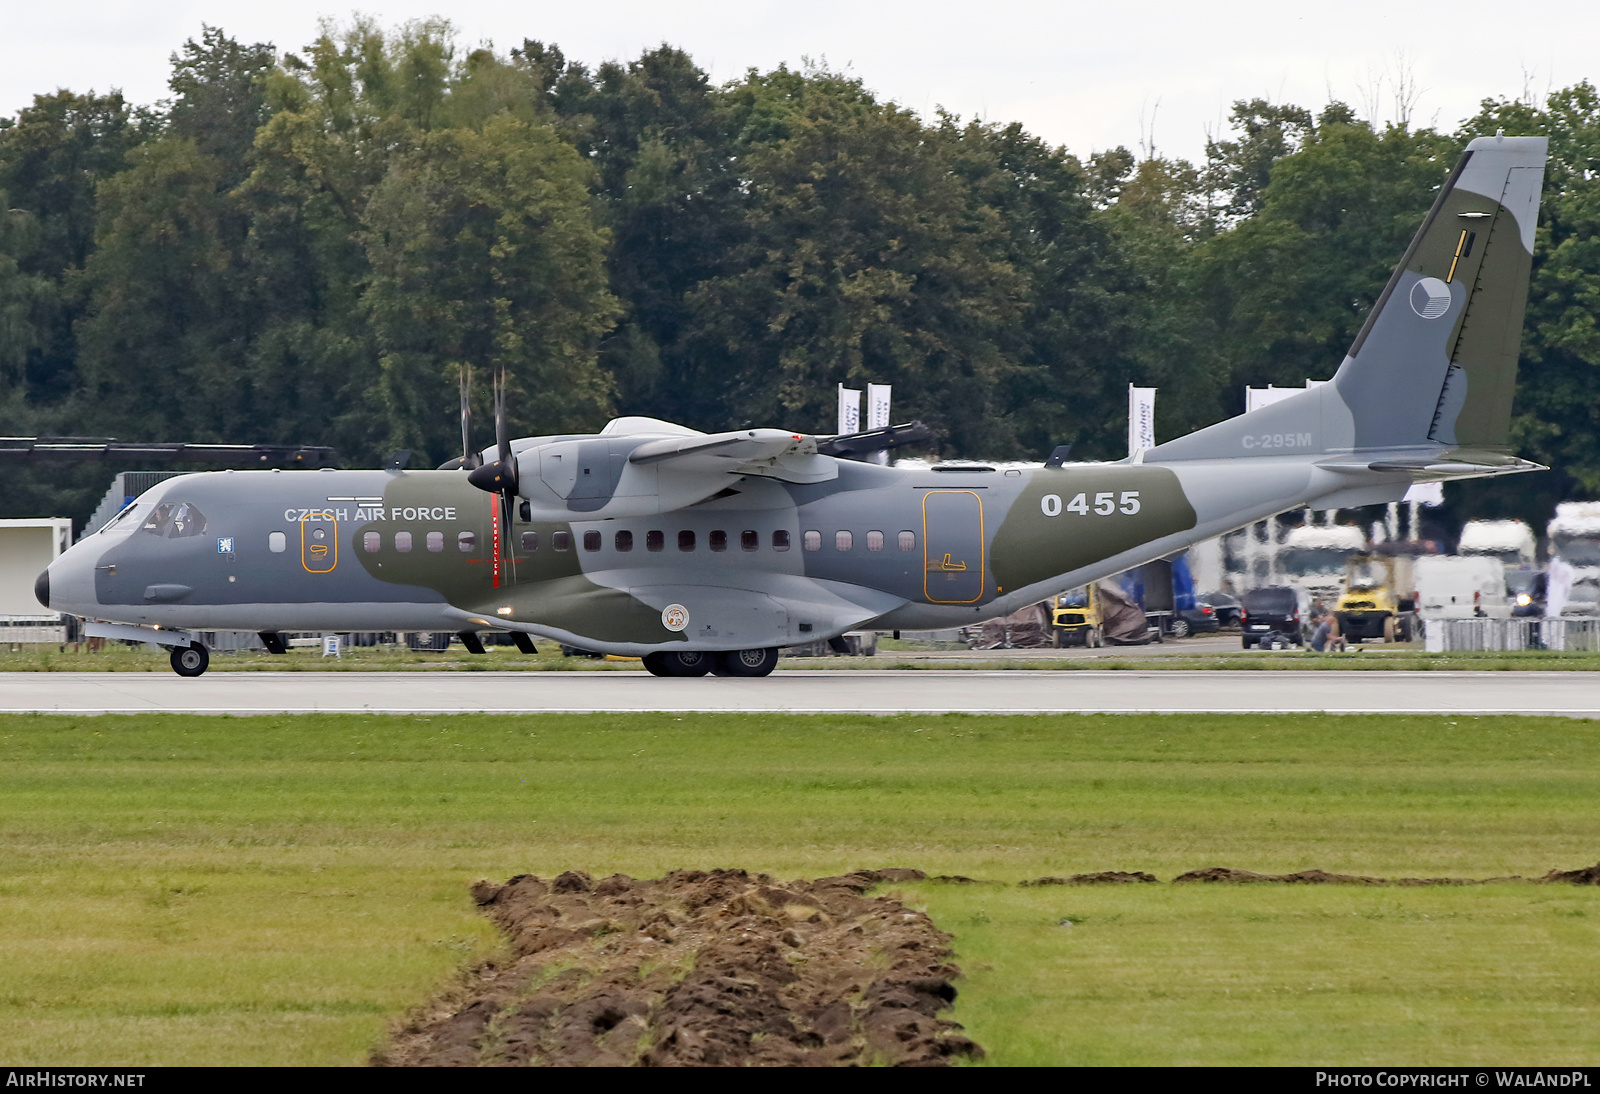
1199 591 1241 628
1167 598 1222 638
1240 586 1314 648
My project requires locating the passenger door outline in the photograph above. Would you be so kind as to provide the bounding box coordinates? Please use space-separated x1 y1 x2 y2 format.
301 514 337 573
922 490 985 603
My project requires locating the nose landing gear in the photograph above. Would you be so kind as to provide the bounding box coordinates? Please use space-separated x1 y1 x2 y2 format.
170 642 210 677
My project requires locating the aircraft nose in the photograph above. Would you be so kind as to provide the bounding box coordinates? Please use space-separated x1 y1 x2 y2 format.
35 568 49 610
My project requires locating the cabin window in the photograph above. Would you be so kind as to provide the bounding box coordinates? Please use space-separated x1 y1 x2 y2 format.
426 531 444 552
741 530 759 552
552 531 572 551
363 532 381 553
647 530 664 552
520 531 539 552
395 531 413 552
269 531 287 553
615 530 633 552
835 530 853 551
772 530 791 552
709 530 728 552
803 531 821 552
583 530 602 552
867 530 884 552
898 531 916 551
678 530 696 552
458 531 476 552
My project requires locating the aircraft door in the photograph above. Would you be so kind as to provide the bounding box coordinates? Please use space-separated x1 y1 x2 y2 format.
922 490 985 603
300 513 337 573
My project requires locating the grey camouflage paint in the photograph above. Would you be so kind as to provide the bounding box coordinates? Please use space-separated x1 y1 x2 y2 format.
41 136 1550 658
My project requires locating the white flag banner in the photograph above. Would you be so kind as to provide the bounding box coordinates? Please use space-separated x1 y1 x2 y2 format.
837 384 861 436
866 384 891 464
866 384 891 430
1128 385 1156 456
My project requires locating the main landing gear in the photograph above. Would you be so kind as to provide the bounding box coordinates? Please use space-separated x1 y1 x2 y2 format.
170 642 209 677
642 648 778 678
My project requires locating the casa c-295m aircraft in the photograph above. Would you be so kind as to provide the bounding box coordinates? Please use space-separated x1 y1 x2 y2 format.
37 135 1548 678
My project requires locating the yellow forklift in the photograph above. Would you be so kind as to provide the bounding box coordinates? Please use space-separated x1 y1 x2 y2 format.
1333 555 1419 643
1050 585 1104 647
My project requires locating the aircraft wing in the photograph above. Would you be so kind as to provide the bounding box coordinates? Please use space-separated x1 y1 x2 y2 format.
628 429 836 484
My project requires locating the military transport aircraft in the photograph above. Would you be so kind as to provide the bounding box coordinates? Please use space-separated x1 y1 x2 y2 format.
37 135 1548 678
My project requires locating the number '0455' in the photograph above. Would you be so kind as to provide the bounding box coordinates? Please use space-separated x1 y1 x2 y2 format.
1040 491 1140 517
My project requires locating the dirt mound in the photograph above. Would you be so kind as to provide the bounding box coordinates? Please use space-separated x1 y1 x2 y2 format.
1542 861 1600 885
1173 866 1389 884
1021 871 1159 886
376 867 982 1067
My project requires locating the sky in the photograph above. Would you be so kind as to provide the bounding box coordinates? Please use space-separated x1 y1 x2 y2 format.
2 1 1595 164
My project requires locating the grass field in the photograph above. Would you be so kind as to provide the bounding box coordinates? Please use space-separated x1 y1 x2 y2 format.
2 710 1597 1065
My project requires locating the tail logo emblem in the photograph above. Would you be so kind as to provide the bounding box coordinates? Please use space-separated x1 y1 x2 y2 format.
1409 277 1452 319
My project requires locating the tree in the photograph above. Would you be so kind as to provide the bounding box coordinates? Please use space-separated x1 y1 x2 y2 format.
362 112 617 458
1185 120 1457 420
676 65 1025 453
556 46 746 425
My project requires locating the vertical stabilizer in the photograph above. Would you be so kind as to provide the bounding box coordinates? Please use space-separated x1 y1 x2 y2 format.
1336 134 1545 451
1147 135 1546 464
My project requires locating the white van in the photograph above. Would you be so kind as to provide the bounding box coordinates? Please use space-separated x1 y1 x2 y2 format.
1415 556 1509 621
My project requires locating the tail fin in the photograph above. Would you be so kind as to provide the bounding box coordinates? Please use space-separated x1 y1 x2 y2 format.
1149 134 1546 463
1338 134 1545 450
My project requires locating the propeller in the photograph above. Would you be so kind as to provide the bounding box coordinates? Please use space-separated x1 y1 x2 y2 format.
467 365 521 585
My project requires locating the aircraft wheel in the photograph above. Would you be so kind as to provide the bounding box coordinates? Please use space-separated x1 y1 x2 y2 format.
170 642 209 678
644 650 712 677
716 648 778 677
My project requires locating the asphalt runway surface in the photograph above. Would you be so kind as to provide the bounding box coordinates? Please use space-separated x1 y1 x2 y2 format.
5 669 1596 716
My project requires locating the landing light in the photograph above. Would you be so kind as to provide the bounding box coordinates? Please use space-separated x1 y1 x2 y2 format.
497 607 513 616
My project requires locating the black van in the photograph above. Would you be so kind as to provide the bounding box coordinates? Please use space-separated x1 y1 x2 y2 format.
1240 586 1313 648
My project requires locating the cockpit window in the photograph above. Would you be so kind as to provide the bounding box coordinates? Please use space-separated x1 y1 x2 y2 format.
101 502 140 533
141 501 207 538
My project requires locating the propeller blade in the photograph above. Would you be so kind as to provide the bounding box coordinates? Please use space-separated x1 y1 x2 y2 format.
459 363 478 470
494 365 517 493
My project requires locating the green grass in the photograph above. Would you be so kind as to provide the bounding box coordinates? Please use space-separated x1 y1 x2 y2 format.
1 711 1597 1065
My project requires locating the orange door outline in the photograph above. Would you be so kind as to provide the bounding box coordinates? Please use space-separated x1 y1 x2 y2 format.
922 490 985 603
301 516 337 573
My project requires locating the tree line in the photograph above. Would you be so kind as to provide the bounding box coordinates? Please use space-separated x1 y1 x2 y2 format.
2 20 1597 530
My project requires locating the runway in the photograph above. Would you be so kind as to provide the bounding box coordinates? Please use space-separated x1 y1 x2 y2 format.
5 669 1596 716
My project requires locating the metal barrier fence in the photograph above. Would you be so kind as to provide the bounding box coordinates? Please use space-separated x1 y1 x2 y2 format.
1425 617 1600 652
